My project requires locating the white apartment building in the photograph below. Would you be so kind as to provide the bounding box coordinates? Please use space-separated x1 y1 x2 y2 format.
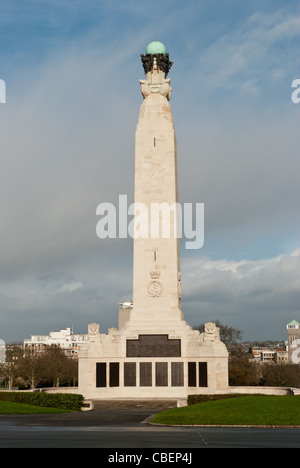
251 346 277 362
0 339 5 363
287 320 300 363
24 328 88 357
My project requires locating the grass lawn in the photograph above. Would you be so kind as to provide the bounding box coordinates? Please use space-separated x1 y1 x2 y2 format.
150 395 300 426
0 401 72 414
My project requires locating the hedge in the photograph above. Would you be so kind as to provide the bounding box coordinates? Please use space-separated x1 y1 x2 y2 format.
0 392 84 411
187 394 253 405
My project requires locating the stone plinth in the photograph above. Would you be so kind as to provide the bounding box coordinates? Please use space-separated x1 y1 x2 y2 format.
78 320 228 399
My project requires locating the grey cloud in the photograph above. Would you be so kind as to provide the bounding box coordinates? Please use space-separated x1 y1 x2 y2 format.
0 7 299 342
180 249 300 340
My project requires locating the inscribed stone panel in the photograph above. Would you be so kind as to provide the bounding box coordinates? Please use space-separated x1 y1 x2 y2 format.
124 362 136 387
155 362 168 386
171 362 184 386
126 334 181 357
140 362 152 386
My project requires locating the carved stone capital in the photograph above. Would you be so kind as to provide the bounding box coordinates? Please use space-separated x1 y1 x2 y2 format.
139 53 173 100
140 53 173 76
139 78 172 100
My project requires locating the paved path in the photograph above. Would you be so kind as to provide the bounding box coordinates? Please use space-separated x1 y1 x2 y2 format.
0 400 299 449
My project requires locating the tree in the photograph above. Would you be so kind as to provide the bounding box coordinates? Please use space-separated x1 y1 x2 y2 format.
40 345 70 387
18 352 46 389
0 343 23 390
261 363 300 387
64 357 78 387
0 342 79 390
229 357 260 386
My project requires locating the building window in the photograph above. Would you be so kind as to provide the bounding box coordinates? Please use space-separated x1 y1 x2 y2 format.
290 336 299 347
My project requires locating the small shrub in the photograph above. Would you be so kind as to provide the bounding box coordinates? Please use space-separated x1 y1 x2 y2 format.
0 392 83 411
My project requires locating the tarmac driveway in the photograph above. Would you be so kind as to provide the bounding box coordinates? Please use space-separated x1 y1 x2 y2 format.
0 399 300 449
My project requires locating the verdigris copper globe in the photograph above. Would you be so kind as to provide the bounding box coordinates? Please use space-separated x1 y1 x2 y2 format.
146 41 167 55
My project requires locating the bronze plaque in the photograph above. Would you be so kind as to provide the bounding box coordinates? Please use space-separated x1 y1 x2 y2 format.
171 362 184 386
155 362 168 386
126 334 181 357
140 362 152 386
124 362 136 387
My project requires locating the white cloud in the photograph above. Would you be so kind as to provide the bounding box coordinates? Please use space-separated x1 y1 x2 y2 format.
58 282 83 293
185 9 300 98
181 249 300 339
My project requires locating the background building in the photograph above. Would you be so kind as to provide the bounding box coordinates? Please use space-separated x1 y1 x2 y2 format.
24 327 88 357
287 320 300 363
251 346 277 362
0 340 5 363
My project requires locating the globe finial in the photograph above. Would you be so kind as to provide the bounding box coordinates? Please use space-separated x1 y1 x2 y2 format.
146 41 167 56
141 41 173 78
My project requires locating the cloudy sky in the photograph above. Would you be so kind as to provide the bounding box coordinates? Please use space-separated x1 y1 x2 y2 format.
0 0 299 343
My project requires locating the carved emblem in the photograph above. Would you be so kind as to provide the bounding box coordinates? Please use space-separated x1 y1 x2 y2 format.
88 323 100 342
147 270 163 297
150 270 161 279
204 322 220 342
147 281 163 297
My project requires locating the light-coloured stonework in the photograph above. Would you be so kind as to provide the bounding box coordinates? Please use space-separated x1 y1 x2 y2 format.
78 42 229 400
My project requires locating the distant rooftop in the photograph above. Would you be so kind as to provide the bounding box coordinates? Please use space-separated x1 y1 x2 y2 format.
288 320 300 325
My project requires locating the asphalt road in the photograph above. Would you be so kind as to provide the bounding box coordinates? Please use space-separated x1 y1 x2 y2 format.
0 400 299 450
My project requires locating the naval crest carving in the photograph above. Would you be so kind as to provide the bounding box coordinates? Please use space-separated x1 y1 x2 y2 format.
147 271 163 297
147 281 163 297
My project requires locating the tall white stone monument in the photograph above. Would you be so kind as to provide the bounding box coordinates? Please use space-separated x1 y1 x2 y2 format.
78 41 228 399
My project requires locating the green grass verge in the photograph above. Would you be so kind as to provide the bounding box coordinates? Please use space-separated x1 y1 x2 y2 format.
0 401 72 414
150 395 300 426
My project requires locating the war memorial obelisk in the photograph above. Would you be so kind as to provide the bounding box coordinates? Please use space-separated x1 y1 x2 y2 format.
78 42 229 400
